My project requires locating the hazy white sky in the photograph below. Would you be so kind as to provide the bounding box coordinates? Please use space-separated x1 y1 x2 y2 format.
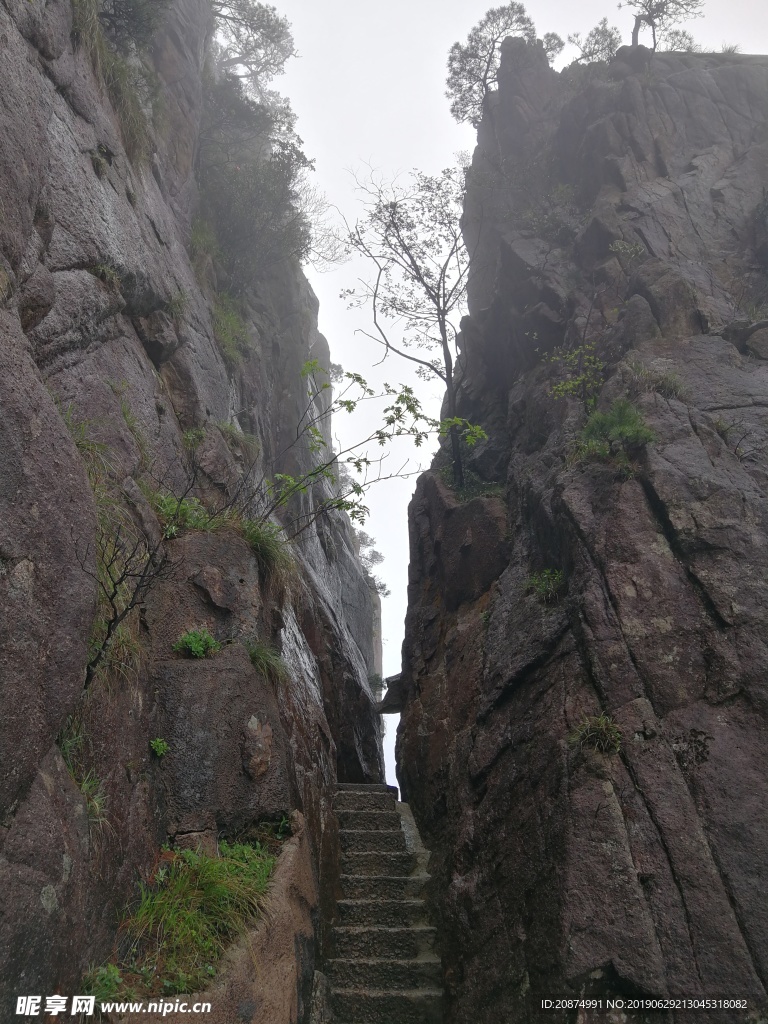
273 0 768 783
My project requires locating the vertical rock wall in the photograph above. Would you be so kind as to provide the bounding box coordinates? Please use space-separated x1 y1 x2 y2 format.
398 42 768 1023
0 0 381 1012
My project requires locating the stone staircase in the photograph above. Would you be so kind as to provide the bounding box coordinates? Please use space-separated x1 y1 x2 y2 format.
328 783 443 1024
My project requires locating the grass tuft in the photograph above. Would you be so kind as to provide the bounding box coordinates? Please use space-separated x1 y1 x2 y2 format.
85 841 274 998
166 291 188 322
57 716 109 832
239 519 293 585
89 263 121 288
120 397 150 468
217 421 260 461
60 402 113 484
72 0 160 162
569 399 655 474
624 357 685 400
569 713 622 755
243 639 288 684
212 293 250 367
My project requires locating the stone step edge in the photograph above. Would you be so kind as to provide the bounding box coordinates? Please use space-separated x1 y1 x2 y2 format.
333 924 436 934
339 827 405 835
328 956 441 967
340 873 431 882
336 783 399 794
338 898 427 908
330 986 444 997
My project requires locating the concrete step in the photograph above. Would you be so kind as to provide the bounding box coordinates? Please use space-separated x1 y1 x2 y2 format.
337 898 428 928
340 873 430 900
334 790 397 812
332 925 437 961
331 987 443 1024
328 956 442 991
340 829 407 853
337 808 403 831
341 850 415 876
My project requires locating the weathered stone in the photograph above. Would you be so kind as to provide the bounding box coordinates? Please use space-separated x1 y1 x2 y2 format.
132 310 180 366
0 0 383 1009
746 326 768 359
400 47 768 1023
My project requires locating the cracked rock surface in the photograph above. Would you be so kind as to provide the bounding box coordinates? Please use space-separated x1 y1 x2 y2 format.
398 42 768 1024
0 0 382 1011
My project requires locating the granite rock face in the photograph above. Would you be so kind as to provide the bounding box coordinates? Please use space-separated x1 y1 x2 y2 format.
398 43 768 1023
0 0 381 1013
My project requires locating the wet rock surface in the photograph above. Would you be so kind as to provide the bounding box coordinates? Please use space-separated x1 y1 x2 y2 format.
0 0 382 1011
399 44 768 1024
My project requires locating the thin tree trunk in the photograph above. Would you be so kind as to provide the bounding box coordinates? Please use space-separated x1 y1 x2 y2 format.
632 15 643 46
440 320 464 490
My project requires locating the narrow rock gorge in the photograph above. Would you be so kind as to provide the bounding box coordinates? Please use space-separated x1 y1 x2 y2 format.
3 2 768 1022
0 0 382 1016
398 40 768 1023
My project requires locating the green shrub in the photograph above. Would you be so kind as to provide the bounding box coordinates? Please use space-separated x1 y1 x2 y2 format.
173 628 220 659
571 398 656 471
198 73 311 288
200 151 311 289
546 339 605 411
182 428 206 451
582 399 656 450
212 294 250 367
86 841 274 998
526 568 565 603
243 639 288 684
569 713 622 754
150 737 169 757
152 493 216 536
568 436 611 467
83 963 124 1003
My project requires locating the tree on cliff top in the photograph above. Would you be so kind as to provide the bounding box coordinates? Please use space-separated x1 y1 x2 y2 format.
446 3 563 127
568 18 623 63
211 1 297 98
617 0 705 49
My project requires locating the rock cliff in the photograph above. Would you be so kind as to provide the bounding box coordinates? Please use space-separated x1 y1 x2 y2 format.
397 41 768 1023
0 0 381 1013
